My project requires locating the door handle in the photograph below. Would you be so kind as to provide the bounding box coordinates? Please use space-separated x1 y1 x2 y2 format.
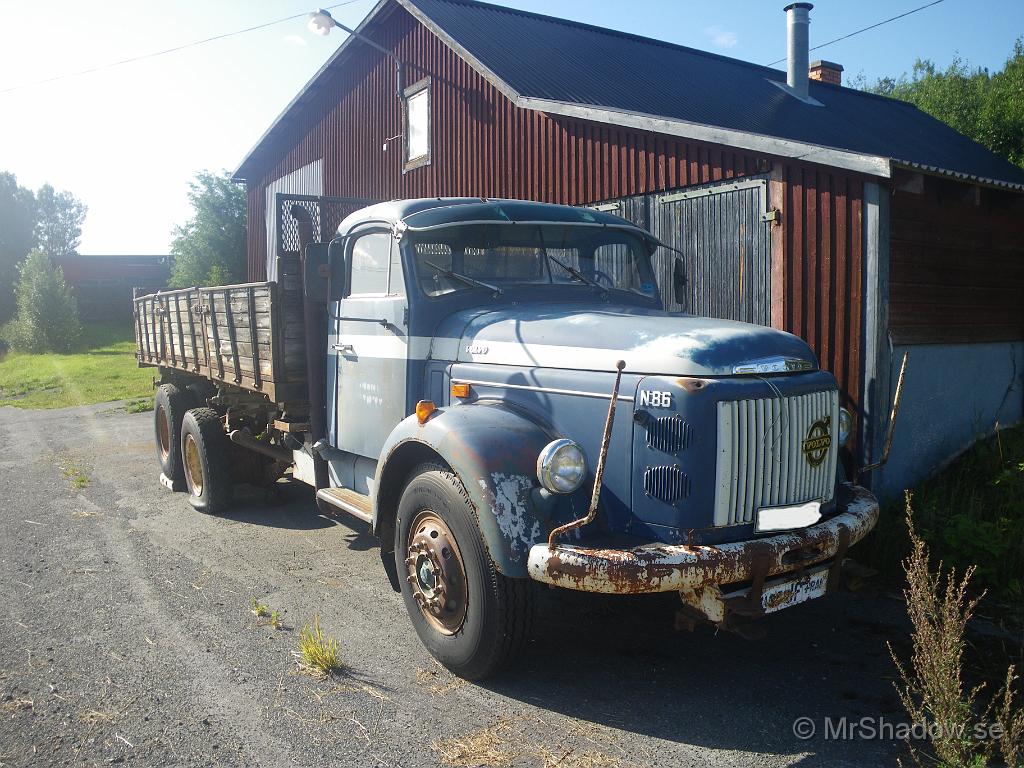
333 343 355 355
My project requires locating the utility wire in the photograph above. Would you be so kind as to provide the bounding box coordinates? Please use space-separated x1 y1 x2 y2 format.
765 0 946 67
0 0 367 94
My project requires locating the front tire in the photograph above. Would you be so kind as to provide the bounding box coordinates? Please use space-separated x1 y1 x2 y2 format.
395 464 533 680
181 407 232 515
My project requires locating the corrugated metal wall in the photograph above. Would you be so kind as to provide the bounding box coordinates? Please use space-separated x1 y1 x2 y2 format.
243 4 867 418
781 162 864 417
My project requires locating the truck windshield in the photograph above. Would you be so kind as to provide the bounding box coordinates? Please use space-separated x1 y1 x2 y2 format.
406 223 659 299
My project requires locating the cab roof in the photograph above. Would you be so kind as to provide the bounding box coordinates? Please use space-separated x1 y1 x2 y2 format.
337 197 657 242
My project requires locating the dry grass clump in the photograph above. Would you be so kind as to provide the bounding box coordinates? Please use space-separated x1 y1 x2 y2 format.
432 718 517 767
536 745 624 768
296 615 342 676
891 493 1023 767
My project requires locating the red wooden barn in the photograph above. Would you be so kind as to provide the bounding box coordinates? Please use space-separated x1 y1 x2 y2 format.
232 0 1024 497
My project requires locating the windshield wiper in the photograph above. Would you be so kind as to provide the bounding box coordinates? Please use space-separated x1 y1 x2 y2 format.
545 253 606 293
424 260 503 295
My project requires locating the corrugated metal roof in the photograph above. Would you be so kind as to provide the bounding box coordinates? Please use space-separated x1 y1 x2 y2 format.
406 0 1024 189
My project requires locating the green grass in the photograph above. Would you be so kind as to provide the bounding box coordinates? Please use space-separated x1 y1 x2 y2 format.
863 423 1024 606
0 322 154 409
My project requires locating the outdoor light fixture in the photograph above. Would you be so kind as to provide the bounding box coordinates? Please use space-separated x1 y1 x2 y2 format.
307 8 404 96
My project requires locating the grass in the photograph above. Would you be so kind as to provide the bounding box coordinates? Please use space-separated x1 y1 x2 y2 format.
0 322 153 409
296 616 342 675
862 423 1024 607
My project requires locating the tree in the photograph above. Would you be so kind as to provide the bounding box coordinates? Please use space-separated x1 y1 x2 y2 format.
169 170 247 288
35 183 88 259
3 249 81 353
858 39 1024 169
0 173 38 323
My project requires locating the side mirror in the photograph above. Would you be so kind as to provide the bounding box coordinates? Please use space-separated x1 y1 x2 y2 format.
327 236 349 300
672 258 688 305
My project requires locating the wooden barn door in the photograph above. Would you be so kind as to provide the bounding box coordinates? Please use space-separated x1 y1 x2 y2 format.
596 177 774 324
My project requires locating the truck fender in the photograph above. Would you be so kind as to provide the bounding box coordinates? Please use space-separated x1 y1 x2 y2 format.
373 403 552 579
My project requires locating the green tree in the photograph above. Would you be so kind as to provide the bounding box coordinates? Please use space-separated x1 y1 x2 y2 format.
3 249 81 353
0 173 38 323
859 39 1024 169
35 183 88 259
169 170 247 288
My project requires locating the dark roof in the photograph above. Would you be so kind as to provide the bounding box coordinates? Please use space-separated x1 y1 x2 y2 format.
235 0 1024 190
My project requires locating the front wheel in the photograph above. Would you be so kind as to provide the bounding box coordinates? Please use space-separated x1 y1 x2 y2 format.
395 464 534 680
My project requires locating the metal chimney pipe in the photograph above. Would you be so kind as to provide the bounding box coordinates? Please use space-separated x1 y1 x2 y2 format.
784 2 813 100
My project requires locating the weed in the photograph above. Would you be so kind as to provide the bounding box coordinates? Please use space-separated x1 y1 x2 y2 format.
432 719 517 767
251 598 269 618
124 397 153 414
57 455 90 490
891 495 1023 767
269 609 283 629
297 616 342 676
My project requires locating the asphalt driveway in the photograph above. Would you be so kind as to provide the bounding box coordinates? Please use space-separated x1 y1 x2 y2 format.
0 403 908 767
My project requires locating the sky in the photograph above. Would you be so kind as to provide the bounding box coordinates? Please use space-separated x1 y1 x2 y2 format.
0 0 1021 255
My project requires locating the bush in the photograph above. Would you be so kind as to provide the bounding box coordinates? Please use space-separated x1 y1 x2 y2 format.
2 249 81 353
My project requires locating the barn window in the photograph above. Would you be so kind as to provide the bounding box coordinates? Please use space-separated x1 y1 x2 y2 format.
404 78 430 171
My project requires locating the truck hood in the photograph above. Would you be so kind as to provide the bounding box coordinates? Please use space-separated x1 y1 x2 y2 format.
448 304 817 377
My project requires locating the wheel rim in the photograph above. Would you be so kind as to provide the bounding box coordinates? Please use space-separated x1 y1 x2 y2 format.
156 405 171 461
405 510 468 635
183 433 203 496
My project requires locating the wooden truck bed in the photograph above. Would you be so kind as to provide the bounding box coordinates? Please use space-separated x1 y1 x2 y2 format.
133 279 308 403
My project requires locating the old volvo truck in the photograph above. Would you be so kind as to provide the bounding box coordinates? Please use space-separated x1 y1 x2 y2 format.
134 198 879 679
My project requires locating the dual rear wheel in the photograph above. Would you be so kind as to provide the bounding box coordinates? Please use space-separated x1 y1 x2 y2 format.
153 384 231 515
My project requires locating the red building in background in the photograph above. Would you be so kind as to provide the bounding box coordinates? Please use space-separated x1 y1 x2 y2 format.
55 254 170 321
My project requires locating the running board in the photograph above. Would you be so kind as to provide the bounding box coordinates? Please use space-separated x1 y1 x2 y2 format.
316 487 372 524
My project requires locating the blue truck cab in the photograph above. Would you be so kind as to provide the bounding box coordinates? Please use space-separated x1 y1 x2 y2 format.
139 197 879 680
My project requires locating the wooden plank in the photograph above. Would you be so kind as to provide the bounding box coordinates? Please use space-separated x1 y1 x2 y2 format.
248 286 262 389
223 289 243 384
208 293 224 380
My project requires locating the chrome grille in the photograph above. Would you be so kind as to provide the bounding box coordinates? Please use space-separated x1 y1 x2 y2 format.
645 415 691 453
714 390 839 526
644 465 691 503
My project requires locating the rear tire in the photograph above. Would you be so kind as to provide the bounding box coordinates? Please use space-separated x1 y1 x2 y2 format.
181 407 232 515
395 464 534 680
154 383 195 485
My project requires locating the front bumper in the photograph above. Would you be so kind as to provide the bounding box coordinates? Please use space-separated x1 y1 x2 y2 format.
527 483 879 599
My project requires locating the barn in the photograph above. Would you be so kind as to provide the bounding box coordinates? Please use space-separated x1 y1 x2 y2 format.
231 0 1024 498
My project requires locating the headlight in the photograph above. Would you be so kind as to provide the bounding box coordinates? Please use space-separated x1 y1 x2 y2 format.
537 438 587 494
838 407 853 446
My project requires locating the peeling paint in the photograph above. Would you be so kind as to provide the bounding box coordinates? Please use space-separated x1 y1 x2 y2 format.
479 473 538 561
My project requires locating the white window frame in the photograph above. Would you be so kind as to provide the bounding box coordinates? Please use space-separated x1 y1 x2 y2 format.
403 77 431 172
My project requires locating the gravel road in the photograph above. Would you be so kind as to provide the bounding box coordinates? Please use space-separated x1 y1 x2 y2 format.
0 402 908 767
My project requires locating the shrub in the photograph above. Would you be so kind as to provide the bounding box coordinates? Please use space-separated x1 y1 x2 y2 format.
2 249 81 353
892 496 1022 767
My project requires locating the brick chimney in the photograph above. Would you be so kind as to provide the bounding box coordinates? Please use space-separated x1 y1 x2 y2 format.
809 60 843 86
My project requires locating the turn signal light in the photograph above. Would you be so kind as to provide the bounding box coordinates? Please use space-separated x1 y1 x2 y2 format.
416 400 437 424
450 382 471 399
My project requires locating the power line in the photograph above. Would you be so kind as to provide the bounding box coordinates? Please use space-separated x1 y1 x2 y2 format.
0 0 367 95
765 0 946 67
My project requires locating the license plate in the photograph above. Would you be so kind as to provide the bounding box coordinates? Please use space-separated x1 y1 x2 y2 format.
756 500 822 533
760 567 829 614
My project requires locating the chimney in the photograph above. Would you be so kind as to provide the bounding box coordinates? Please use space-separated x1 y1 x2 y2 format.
809 60 843 86
784 2 813 100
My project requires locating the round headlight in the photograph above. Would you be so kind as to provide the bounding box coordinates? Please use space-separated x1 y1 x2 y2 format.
537 439 587 494
838 407 853 446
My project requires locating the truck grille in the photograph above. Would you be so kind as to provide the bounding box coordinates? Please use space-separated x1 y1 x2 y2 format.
713 390 839 526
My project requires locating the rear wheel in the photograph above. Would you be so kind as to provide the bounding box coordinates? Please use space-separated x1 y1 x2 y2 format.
395 464 533 680
181 407 232 515
154 383 195 485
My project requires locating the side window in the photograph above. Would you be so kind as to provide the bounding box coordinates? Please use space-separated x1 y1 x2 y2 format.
404 78 430 171
348 233 391 296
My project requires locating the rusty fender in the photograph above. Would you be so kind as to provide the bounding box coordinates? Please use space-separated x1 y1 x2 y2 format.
527 484 879 594
375 403 552 578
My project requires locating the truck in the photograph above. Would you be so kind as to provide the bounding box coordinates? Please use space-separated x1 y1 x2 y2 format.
134 197 880 680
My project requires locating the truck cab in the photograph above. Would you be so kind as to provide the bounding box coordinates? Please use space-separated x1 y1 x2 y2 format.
138 197 879 680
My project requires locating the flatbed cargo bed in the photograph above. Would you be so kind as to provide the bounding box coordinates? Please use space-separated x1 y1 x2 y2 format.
133 279 308 403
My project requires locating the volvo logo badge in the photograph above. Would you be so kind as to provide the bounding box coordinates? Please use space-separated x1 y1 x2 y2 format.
802 416 832 467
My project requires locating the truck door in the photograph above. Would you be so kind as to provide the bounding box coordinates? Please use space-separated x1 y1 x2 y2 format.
328 229 408 459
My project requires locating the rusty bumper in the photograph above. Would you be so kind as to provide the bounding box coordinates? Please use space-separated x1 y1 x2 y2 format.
526 484 879 595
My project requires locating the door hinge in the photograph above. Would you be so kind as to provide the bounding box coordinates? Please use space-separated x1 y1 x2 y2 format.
761 208 781 224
